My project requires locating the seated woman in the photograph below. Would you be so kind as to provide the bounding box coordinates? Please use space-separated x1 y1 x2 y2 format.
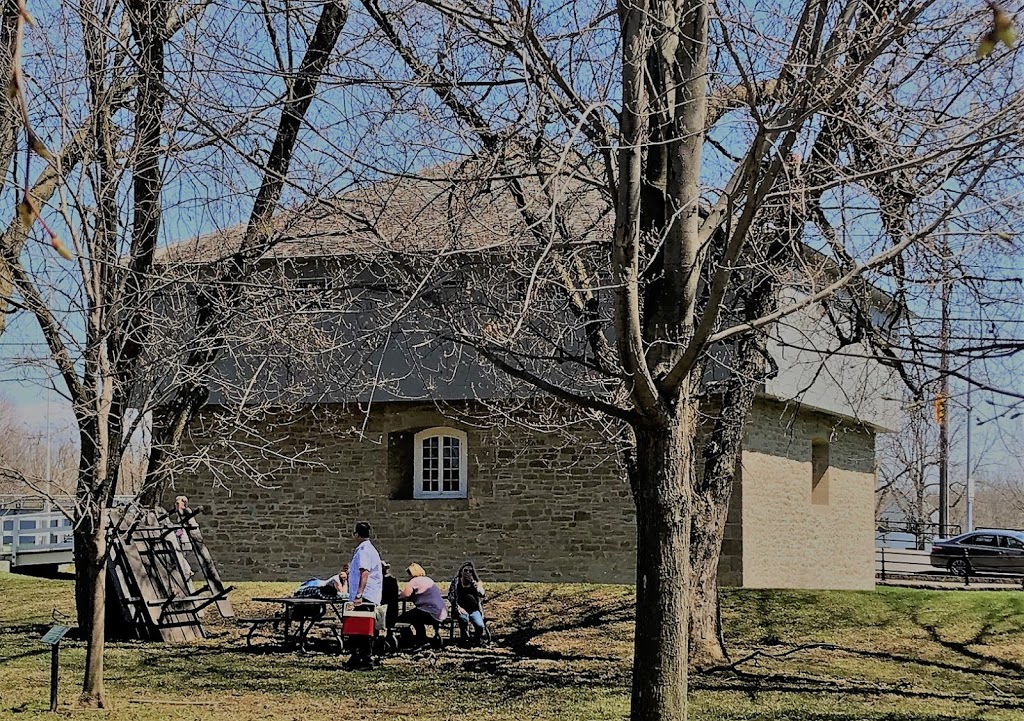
448 561 488 644
397 563 448 647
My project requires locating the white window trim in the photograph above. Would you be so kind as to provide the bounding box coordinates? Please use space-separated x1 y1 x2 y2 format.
413 427 468 499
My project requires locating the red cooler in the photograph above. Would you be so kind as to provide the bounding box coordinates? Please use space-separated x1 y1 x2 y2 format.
341 603 376 637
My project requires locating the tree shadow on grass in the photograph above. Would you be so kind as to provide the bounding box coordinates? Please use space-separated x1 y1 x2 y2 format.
694 668 1024 713
457 593 1024 711
913 606 1024 680
452 643 1024 714
0 622 53 637
724 639 1024 684
492 587 633 663
717 589 1024 703
0 647 48 664
456 650 628 690
0 623 55 664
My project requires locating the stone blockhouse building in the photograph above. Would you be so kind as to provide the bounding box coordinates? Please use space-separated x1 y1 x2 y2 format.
164 172 898 591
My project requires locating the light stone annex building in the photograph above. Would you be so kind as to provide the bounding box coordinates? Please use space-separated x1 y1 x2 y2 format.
167 175 899 591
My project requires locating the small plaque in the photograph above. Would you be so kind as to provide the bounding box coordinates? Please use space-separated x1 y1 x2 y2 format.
40 625 71 645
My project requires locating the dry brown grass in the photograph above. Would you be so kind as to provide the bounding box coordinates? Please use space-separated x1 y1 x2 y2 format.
2 574 1024 719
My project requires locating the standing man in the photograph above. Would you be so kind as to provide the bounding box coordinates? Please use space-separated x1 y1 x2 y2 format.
345 521 382 669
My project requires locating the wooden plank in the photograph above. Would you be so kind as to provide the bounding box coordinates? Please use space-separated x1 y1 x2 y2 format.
105 520 153 640
117 513 203 642
179 514 234 619
102 506 234 644
116 532 175 640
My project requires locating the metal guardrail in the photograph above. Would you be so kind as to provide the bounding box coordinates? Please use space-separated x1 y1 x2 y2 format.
0 495 47 513
1 497 144 567
876 520 963 550
875 546 1024 588
0 511 74 566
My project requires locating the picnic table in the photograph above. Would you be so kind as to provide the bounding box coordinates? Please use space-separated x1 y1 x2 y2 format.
246 597 347 652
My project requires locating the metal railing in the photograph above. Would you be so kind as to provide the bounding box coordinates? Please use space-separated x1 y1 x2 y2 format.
0 495 47 513
875 545 1024 589
876 520 963 550
0 511 74 564
1 497 152 567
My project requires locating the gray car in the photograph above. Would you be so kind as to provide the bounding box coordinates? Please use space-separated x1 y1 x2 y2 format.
929 529 1024 576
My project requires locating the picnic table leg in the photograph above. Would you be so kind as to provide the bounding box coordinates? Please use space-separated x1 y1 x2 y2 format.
283 608 296 648
298 618 318 653
246 622 260 648
243 615 282 649
330 625 344 653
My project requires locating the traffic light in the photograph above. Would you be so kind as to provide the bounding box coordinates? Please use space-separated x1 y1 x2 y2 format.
934 393 947 424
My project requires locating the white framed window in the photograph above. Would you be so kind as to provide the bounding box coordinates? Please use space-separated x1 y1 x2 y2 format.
413 427 468 499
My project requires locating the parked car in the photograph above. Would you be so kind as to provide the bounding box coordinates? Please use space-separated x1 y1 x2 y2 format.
929 529 1024 576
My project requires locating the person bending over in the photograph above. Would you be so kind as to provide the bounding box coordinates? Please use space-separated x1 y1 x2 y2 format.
397 563 447 648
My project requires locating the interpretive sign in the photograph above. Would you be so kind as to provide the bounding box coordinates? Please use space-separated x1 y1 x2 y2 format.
40 625 70 646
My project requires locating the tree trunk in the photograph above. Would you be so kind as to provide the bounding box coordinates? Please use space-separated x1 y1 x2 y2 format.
73 409 115 708
0 0 19 183
75 517 108 708
629 404 694 721
687 476 732 669
688 336 763 669
688 181 788 668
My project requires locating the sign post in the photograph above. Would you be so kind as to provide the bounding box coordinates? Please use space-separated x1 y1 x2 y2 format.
40 625 71 712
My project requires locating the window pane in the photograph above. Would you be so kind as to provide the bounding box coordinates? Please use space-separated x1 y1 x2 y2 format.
422 436 439 491
417 432 466 497
442 436 460 492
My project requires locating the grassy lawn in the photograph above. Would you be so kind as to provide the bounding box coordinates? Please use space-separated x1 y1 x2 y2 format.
1 573 1023 719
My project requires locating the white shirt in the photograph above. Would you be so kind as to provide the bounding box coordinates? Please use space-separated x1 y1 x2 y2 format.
348 539 383 604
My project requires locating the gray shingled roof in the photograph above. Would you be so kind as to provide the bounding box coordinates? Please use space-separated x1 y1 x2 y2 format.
156 165 613 264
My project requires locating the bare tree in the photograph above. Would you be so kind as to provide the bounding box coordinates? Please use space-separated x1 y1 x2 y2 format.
877 399 941 540
1 0 350 706
0 394 77 497
877 219 1024 542
5 0 1024 718
348 1 1024 718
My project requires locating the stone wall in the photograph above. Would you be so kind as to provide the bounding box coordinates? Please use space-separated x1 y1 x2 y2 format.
739 397 877 590
175 402 639 583
174 398 872 588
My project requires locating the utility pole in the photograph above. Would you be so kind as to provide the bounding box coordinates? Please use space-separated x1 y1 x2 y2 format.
965 302 979 533
44 381 51 514
965 366 973 532
937 242 950 538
